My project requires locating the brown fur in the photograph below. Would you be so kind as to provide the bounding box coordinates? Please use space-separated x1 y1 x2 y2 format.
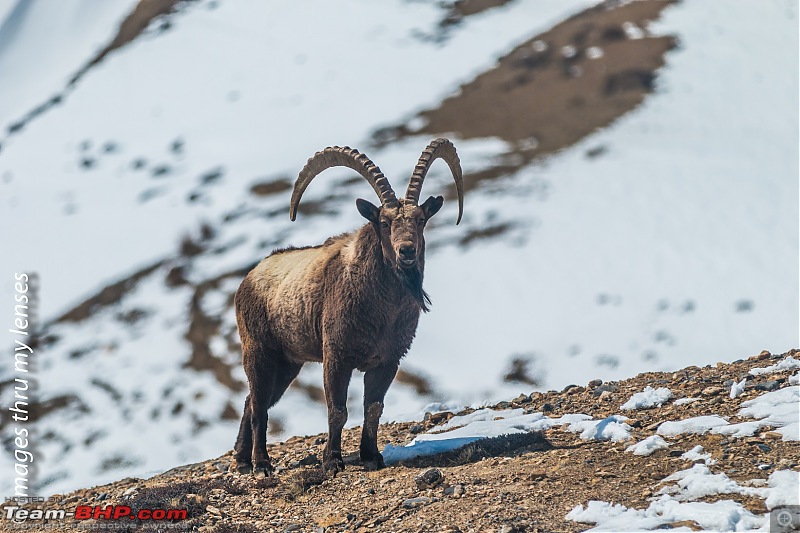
232 197 443 476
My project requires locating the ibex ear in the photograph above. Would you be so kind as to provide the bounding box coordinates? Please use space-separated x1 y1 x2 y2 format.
420 195 444 219
356 198 380 223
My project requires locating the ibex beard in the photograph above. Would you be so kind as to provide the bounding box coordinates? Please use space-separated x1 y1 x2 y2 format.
232 139 464 477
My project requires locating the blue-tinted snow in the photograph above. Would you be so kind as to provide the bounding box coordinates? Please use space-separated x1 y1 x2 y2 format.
383 408 631 464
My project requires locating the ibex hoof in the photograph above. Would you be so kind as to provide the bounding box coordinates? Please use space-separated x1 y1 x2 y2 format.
323 458 345 476
253 461 273 478
361 452 385 471
231 460 252 475
362 459 384 472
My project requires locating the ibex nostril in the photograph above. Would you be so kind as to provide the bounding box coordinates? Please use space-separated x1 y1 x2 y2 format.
399 244 415 258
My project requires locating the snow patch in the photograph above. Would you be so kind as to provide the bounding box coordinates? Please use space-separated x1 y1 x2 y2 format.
680 445 715 465
656 415 729 437
567 496 766 532
383 409 633 463
734 385 799 441
764 470 800 510
566 415 633 442
435 408 524 431
585 46 604 59
625 435 669 456
620 386 673 410
382 436 484 464
659 463 761 501
749 356 800 376
568 468 798 531
384 408 545 463
673 397 700 406
622 21 645 39
729 377 747 398
711 420 765 438
656 384 797 440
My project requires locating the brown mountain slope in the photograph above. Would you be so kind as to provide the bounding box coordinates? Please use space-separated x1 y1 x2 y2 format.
10 348 799 532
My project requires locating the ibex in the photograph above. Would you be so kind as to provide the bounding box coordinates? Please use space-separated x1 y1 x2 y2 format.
232 139 464 476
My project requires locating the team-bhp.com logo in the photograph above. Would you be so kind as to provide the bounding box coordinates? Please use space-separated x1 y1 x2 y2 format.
4 505 187 523
75 506 188 521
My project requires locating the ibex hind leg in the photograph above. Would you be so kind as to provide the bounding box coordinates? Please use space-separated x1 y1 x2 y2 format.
233 338 269 475
263 357 304 468
232 394 254 474
238 347 302 478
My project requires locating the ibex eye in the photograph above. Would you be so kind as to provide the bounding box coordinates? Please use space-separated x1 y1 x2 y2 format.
381 221 390 228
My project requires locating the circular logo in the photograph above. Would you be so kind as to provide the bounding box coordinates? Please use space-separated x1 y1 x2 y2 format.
777 510 793 528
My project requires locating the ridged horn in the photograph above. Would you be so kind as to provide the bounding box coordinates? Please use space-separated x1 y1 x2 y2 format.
290 146 399 221
405 138 464 224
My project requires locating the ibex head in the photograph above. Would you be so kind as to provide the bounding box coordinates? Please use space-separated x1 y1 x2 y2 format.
290 138 464 276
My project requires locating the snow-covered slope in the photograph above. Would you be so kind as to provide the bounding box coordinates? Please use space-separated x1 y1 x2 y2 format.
0 0 599 318
0 0 140 126
0 0 796 496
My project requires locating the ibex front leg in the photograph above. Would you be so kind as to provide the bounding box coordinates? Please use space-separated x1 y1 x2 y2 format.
360 363 398 471
322 357 352 475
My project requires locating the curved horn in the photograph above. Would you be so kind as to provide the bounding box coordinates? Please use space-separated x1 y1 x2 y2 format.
290 146 399 221
405 138 464 224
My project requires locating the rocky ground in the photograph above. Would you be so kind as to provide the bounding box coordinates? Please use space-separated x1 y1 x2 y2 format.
6 348 798 532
